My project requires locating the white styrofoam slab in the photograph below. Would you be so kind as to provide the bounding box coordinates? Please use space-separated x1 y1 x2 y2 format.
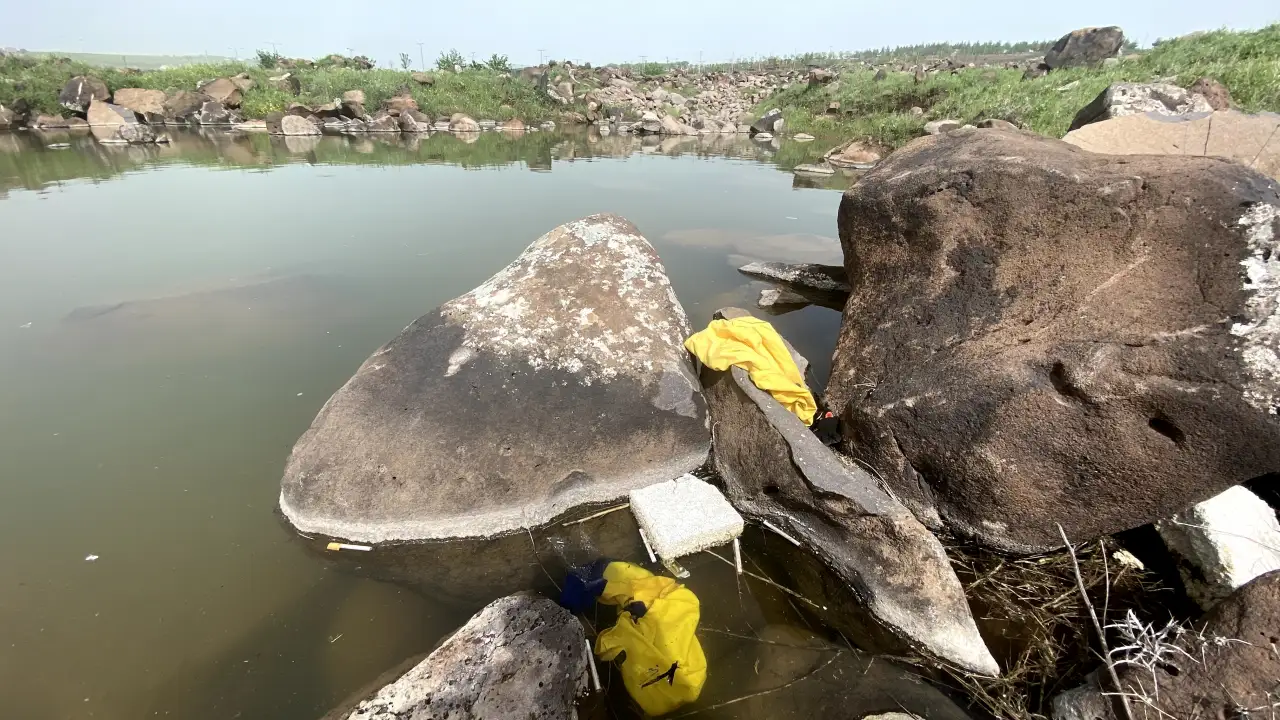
629 474 744 560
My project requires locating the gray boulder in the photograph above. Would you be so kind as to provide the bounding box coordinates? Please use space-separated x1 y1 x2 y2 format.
279 114 320 136
86 99 138 127
197 77 243 108
195 101 238 125
448 113 480 133
280 214 709 542
636 110 662 134
750 108 783 136
398 109 432 133
328 595 587 720
1069 82 1213 131
58 75 109 113
924 119 962 135
269 73 301 95
738 261 850 294
702 308 998 676
757 286 812 308
825 127 1280 554
162 91 210 123
1044 26 1126 70
366 112 400 133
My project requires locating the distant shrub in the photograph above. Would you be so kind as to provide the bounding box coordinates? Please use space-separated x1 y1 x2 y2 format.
256 50 281 70
436 49 466 72
485 54 512 73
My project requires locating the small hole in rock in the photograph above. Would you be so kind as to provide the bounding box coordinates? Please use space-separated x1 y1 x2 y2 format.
763 484 780 496
1149 416 1186 444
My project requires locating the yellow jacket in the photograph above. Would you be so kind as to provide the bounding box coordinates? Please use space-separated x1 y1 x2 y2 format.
684 316 816 425
594 562 706 716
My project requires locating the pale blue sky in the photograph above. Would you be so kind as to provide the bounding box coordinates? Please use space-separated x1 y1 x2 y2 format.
4 0 1277 68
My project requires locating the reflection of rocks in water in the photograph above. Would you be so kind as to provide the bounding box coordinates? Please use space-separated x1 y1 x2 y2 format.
453 131 480 145
283 134 322 154
663 228 843 268
350 137 376 154
55 275 360 356
293 502 647 606
658 135 698 155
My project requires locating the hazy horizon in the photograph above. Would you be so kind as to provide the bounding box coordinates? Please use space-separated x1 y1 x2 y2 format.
5 0 1277 70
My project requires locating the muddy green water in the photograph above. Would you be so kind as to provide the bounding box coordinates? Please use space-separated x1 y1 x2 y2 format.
0 128 932 719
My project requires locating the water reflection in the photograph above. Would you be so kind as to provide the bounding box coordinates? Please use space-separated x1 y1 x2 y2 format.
0 126 855 197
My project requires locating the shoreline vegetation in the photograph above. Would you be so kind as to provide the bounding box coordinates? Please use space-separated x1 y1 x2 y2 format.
2 24 1277 153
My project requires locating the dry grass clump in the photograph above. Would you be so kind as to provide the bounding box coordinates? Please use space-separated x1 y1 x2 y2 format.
940 538 1171 720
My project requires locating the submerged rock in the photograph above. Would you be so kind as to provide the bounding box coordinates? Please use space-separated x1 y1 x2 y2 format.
825 127 1280 554
758 287 812 308
280 214 709 542
1157 485 1280 610
738 261 850 295
448 113 480 133
1068 82 1213 131
326 595 587 720
702 308 998 676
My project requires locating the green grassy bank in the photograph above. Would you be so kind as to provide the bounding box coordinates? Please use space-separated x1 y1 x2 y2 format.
759 24 1280 150
0 56 564 122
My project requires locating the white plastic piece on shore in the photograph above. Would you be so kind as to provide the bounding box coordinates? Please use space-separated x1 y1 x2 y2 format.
761 519 802 547
326 542 372 552
638 528 657 563
629 474 744 560
732 537 743 575
663 558 691 579
584 637 602 692
84 554 99 562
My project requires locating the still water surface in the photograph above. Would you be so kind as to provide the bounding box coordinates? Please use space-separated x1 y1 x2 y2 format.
0 128 901 719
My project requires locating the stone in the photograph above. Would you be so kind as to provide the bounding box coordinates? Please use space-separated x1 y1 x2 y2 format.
1157 485 1280 610
637 111 662 134
750 108 783 136
58 75 109 113
1043 26 1126 70
808 68 836 85
279 214 709 542
196 101 238 125
826 101 841 115
793 163 835 176
909 106 924 117
668 92 686 107
758 287 812 307
826 139 882 167
874 69 888 82
825 127 1280 554
381 94 418 115
659 114 696 136
1023 63 1049 80
924 119 962 135
233 119 268 132
197 78 243 108
111 88 166 118
1064 109 1280 182
342 89 366 106
280 114 321 136
0 104 16 129
162 91 210 123
398 109 432 133
86 99 137 127
977 118 1018 130
229 72 255 93
703 307 999 675
1189 77 1232 110
269 73 300 95
793 133 815 141
501 118 526 132
329 595 587 720
1068 82 1213 131
739 261 850 294
366 112 399 133
753 132 774 141
556 81 573 101
448 113 480 133
339 101 365 120
410 71 435 86
1052 571 1280 720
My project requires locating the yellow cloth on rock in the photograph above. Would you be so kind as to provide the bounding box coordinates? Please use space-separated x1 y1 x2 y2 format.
684 316 816 425
594 562 706 716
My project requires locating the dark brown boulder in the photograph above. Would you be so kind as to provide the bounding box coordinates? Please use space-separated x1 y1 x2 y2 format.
279 214 709 543
1190 76 1232 110
58 75 109 113
162 91 210 123
825 127 1280 553
1044 26 1125 70
1054 570 1280 719
381 93 418 116
704 307 998 675
197 77 243 108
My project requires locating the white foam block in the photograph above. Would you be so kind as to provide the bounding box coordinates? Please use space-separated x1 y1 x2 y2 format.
629 474 744 560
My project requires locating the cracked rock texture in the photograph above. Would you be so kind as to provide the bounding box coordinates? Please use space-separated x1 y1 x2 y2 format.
334 594 587 720
280 214 709 542
825 127 1280 553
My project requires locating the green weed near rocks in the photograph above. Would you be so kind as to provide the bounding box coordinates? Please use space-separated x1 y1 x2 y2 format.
761 23 1280 151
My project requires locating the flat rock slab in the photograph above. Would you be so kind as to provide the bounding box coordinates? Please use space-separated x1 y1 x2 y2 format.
1067 82 1212 131
281 214 709 542
825 127 1280 553
703 307 998 676
335 594 587 720
1064 109 1280 182
738 261 851 294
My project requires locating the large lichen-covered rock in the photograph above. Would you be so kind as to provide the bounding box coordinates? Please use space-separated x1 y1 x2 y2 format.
330 595 587 720
58 75 109 113
281 214 709 542
1043 26 1125 70
1068 82 1213 131
825 127 1280 554
703 308 998 676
